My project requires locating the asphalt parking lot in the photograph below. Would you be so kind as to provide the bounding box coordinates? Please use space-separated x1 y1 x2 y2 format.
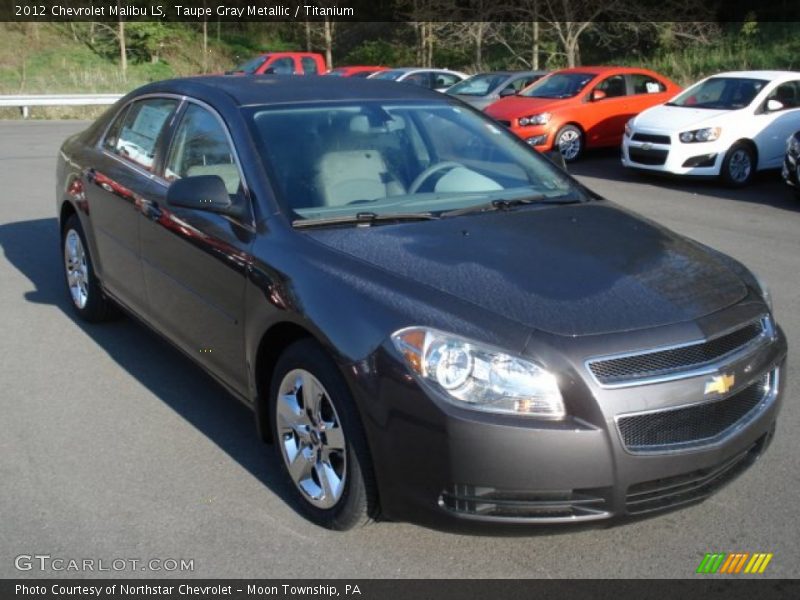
1 120 798 579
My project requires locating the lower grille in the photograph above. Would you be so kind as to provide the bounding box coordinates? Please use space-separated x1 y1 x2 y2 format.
626 434 770 515
628 147 669 165
617 371 774 453
440 484 609 521
631 132 671 145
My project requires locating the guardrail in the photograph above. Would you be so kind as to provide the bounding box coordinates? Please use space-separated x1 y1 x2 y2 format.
0 94 123 118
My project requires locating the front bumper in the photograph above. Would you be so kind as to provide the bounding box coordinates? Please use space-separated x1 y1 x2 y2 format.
622 131 729 176
351 314 787 532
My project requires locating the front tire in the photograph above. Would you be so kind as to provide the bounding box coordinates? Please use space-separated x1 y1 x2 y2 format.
270 339 377 530
721 142 755 187
61 214 117 322
554 125 584 162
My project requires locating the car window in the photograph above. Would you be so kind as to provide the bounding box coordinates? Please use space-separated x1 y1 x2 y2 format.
766 81 800 110
301 57 319 75
404 72 432 88
102 98 178 171
669 77 768 109
520 72 595 99
630 74 666 95
268 57 295 74
435 73 461 88
249 101 578 221
595 74 627 98
164 103 242 197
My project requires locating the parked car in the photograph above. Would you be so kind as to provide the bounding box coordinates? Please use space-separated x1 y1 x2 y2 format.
326 65 389 78
229 52 326 76
57 76 786 531
782 130 800 195
485 66 680 161
624 71 800 186
446 71 547 110
368 67 467 92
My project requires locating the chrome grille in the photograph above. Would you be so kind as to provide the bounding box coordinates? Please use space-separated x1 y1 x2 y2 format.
631 132 671 145
588 318 767 386
617 371 774 453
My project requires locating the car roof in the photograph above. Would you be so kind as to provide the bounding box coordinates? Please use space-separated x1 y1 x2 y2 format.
134 75 448 107
709 70 800 81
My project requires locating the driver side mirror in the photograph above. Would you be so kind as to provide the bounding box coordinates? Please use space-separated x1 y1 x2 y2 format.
544 150 567 171
262 66 276 75
591 89 607 101
167 175 243 218
499 87 517 97
766 99 784 112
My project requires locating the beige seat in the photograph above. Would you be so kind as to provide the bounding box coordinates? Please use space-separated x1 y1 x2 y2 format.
315 149 405 207
186 163 241 195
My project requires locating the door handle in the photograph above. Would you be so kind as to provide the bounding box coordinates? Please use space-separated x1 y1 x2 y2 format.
136 197 162 220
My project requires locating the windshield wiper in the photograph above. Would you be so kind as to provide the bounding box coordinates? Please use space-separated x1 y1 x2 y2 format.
293 211 439 229
440 194 557 218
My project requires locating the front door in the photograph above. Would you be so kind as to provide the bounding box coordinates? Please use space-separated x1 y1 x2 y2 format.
138 102 254 390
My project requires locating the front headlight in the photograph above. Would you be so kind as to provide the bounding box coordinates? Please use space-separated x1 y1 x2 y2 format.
518 112 551 126
679 127 721 143
391 327 565 419
754 273 773 313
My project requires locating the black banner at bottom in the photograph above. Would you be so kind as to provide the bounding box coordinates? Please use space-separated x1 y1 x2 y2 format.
3 580 800 600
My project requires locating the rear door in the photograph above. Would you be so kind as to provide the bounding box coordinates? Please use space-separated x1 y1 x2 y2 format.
300 56 320 75
86 96 180 313
138 101 254 390
627 72 672 113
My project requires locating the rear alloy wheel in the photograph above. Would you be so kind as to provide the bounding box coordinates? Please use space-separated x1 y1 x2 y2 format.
721 143 755 187
554 125 584 162
61 214 117 322
270 340 377 529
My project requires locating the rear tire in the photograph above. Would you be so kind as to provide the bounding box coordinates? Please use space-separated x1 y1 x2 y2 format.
61 214 117 322
269 339 377 530
554 125 584 163
721 142 755 187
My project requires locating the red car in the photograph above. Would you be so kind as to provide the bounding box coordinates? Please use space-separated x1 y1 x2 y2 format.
326 66 389 78
485 66 681 161
229 52 326 76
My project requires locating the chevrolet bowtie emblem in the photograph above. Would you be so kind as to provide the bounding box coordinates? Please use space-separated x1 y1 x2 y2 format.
705 373 735 396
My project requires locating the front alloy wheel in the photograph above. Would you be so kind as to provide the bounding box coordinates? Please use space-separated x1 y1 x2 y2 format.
276 369 347 509
64 229 89 310
722 143 755 187
555 125 583 162
269 339 377 529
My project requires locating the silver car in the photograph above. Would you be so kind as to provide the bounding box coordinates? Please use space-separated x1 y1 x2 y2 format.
446 71 547 110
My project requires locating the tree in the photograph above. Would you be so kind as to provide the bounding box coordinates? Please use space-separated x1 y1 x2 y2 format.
541 0 614 67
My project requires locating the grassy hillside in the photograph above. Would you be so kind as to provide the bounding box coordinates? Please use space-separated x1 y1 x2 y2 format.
1 21 798 119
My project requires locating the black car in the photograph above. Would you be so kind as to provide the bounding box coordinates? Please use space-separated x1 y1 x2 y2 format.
57 76 787 531
783 130 800 195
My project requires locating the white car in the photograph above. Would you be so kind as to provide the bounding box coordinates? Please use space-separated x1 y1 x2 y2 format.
368 68 468 93
622 70 800 185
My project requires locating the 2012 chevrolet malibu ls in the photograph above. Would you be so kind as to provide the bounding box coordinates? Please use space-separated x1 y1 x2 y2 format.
57 76 787 531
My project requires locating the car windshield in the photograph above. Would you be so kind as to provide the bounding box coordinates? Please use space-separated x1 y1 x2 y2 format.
235 55 268 74
667 77 768 109
370 70 406 81
447 73 508 96
247 101 583 224
520 73 595 99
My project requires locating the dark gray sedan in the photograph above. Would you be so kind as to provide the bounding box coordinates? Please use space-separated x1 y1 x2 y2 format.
446 71 547 110
56 75 787 532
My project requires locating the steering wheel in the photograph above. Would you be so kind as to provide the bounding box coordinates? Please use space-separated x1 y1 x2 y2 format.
409 161 466 193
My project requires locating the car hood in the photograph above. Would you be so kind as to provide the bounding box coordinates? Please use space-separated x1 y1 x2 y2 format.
485 96 568 120
633 104 732 132
304 203 747 337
